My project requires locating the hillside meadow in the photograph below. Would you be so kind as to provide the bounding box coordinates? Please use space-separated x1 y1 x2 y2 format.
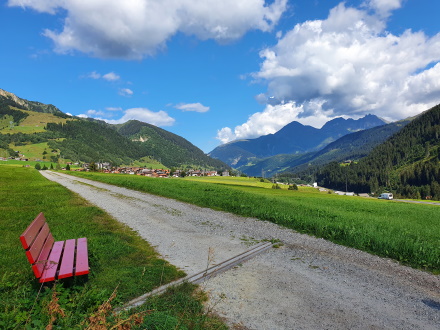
68 172 440 273
0 109 69 134
0 165 226 329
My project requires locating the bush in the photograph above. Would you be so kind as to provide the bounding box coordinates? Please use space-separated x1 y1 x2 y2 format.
288 184 298 190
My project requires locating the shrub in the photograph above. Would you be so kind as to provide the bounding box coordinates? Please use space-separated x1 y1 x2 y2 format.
288 184 298 190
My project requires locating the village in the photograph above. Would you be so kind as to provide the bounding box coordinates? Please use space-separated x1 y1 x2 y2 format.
74 162 229 178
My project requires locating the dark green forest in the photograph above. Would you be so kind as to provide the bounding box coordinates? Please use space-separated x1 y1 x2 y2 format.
316 104 440 200
115 120 229 169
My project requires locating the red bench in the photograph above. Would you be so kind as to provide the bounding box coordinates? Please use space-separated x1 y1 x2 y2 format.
20 212 89 283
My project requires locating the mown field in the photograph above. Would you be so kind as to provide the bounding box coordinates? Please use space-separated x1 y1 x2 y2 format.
68 172 440 273
0 165 226 329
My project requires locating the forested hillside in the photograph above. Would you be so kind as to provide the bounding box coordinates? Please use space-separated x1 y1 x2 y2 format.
317 104 440 200
0 89 229 169
115 120 229 169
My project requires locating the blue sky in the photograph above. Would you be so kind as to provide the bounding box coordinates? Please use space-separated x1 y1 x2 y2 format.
1 0 440 153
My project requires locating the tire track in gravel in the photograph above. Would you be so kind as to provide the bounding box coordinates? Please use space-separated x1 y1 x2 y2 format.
40 171 440 329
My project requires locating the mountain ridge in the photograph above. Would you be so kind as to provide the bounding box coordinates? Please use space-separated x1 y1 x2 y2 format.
209 114 387 168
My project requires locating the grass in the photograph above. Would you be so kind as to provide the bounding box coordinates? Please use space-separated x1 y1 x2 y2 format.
0 109 70 134
67 172 440 273
10 141 51 160
0 166 226 329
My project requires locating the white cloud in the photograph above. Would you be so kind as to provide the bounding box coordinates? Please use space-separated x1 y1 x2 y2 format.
102 72 120 81
118 88 133 97
9 0 288 59
86 109 106 117
80 107 175 127
216 101 335 143
365 0 403 17
87 71 101 79
105 107 123 111
105 108 175 126
84 71 120 81
175 102 210 113
252 2 440 127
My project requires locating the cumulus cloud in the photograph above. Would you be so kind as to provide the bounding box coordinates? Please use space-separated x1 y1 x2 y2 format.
216 100 334 143
365 0 403 17
118 88 133 97
8 0 288 59
174 102 210 113
80 107 175 126
251 2 440 127
216 1 440 144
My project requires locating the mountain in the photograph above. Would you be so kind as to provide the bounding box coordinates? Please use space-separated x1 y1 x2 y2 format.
0 89 66 115
236 118 411 177
114 120 229 169
209 115 386 168
316 103 440 199
0 89 229 170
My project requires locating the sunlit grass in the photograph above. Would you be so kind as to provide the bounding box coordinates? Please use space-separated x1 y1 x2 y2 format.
68 171 440 273
0 166 225 329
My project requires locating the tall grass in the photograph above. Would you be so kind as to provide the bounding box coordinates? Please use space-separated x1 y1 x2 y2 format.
69 172 440 273
0 166 226 329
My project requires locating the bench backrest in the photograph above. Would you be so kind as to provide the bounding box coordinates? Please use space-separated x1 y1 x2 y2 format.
20 212 55 278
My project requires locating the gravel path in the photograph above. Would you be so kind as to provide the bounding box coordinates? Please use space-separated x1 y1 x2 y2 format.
40 171 440 329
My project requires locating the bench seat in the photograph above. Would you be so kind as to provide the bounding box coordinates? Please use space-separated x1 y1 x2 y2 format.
20 212 89 283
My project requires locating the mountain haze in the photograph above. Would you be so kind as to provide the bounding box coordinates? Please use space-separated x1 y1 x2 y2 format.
210 115 387 168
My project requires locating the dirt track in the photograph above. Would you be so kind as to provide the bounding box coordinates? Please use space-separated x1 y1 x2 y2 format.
40 171 440 329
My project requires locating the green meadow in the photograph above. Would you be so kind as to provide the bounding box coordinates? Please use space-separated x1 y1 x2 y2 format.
0 166 226 329
69 172 440 273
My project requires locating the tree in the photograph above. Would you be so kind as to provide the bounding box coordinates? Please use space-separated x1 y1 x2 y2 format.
89 162 97 172
35 163 41 170
66 164 71 171
42 164 48 170
50 163 54 170
288 184 298 190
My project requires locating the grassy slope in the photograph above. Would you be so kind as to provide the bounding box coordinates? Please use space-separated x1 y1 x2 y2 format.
0 165 225 329
0 108 69 134
68 172 440 273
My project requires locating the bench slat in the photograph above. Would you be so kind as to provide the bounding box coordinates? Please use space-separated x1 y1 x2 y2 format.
21 213 89 282
31 233 54 278
58 239 76 279
40 241 64 283
20 212 46 250
25 222 50 264
75 238 89 276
